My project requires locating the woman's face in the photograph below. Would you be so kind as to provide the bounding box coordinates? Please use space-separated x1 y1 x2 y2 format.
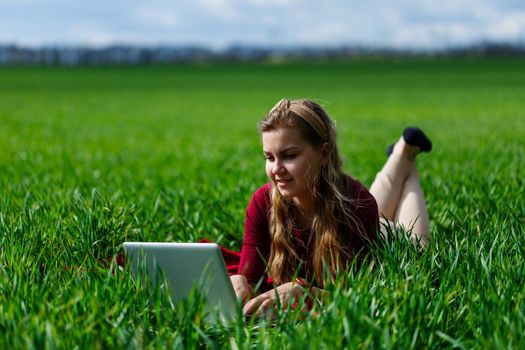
262 127 325 205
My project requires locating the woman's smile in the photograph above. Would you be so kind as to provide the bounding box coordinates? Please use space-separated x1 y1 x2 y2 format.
276 178 294 188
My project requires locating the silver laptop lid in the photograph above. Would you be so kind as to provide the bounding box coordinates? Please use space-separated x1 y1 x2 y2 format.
123 242 238 322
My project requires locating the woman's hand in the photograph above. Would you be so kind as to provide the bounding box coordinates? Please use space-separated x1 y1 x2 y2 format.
230 274 253 303
242 281 307 318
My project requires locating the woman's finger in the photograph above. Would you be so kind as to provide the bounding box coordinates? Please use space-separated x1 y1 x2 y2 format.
243 295 264 315
254 298 276 319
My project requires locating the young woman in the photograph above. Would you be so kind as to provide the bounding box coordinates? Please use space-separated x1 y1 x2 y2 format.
230 98 431 317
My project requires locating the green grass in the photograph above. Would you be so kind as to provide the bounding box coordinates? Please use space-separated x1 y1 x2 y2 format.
0 58 524 348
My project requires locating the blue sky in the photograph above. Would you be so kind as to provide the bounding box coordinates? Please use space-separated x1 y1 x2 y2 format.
1 0 524 49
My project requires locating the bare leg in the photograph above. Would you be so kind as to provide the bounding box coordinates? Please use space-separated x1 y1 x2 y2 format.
394 161 430 247
369 137 430 247
369 137 415 220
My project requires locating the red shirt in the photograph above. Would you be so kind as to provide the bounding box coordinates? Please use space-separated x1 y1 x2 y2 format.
238 175 379 286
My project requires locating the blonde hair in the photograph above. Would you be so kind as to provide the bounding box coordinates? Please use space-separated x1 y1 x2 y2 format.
258 98 371 287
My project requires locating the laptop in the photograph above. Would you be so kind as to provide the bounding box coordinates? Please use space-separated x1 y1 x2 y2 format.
123 242 239 323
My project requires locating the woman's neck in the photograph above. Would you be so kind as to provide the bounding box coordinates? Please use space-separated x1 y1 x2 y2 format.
293 195 316 227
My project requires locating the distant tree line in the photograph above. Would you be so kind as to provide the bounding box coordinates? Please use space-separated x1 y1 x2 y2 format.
1 42 524 65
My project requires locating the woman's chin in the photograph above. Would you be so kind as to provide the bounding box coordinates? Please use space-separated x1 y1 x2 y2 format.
278 190 292 198
276 187 296 198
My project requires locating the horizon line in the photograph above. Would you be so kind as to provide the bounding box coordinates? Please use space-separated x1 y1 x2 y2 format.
2 40 525 52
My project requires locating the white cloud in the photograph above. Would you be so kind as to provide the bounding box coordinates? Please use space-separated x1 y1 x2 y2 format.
245 0 299 7
0 0 524 48
487 11 525 41
197 0 240 20
0 0 44 3
133 8 180 28
69 27 109 46
68 23 151 47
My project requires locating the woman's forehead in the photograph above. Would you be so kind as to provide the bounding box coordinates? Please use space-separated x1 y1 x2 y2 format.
261 127 306 140
261 127 308 148
261 128 306 144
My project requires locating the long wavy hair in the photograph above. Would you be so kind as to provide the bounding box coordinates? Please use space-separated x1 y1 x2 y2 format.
259 98 371 287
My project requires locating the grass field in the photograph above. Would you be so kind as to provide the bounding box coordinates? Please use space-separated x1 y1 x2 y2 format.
0 58 524 349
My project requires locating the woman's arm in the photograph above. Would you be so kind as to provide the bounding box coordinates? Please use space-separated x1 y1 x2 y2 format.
230 274 253 303
237 184 272 285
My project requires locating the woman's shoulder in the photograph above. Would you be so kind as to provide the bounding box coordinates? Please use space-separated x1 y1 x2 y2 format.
245 183 272 225
252 183 272 201
341 174 378 210
342 173 369 194
341 174 379 242
247 183 272 210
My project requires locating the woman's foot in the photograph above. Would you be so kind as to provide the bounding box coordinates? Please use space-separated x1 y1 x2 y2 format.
403 127 432 153
386 127 432 156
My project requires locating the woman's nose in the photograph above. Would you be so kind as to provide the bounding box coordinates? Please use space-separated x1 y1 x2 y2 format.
272 162 285 175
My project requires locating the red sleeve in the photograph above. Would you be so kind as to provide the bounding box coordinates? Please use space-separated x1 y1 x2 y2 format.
237 184 272 285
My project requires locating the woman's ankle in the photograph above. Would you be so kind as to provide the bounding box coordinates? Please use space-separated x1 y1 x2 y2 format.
386 127 432 157
392 137 419 160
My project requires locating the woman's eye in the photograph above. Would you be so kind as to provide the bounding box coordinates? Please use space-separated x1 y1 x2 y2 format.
283 154 296 159
264 156 274 161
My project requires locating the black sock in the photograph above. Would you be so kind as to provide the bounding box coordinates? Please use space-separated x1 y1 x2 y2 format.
403 127 432 152
386 143 394 156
